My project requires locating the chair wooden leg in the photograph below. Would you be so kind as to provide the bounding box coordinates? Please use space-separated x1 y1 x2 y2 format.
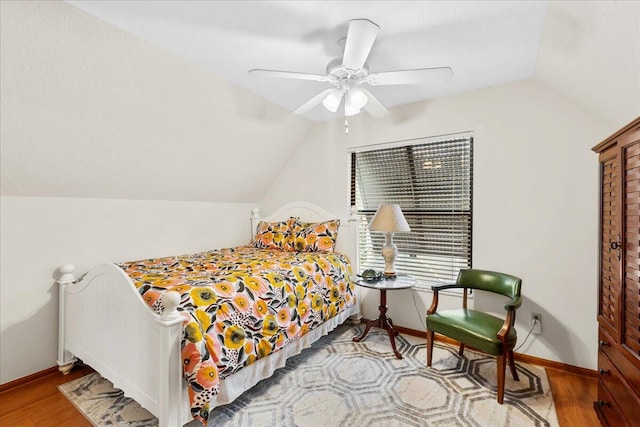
426 330 434 366
496 354 506 404
458 343 465 356
508 350 519 381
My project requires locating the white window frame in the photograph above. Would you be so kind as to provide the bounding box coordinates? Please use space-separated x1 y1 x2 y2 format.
348 132 473 291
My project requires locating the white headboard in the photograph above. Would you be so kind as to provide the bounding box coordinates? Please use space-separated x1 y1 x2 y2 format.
251 201 359 272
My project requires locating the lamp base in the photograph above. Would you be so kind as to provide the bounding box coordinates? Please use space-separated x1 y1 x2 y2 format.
381 234 398 278
383 272 397 278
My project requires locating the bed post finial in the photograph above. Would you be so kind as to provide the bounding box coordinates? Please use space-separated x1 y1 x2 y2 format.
59 264 76 284
161 291 182 321
57 264 78 374
250 207 261 243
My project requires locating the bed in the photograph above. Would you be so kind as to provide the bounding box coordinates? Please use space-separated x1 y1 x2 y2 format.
56 202 360 427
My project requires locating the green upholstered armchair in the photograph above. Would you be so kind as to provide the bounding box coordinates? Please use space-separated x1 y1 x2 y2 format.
426 269 522 404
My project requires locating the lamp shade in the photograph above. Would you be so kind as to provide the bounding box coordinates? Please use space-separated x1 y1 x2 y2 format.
369 204 411 233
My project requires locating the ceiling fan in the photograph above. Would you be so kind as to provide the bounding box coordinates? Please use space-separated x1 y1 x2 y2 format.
249 19 453 118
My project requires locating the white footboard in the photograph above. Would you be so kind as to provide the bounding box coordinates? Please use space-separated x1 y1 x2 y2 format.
57 263 187 427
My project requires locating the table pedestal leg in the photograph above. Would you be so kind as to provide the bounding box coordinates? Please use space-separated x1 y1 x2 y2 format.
352 289 403 359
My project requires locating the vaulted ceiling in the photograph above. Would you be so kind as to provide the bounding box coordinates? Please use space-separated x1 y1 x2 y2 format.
66 0 639 126
1 1 638 203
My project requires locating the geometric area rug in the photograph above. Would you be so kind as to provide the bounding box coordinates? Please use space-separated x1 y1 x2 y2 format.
59 324 559 427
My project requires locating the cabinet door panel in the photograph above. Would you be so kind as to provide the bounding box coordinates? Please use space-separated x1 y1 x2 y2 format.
600 154 621 336
623 140 640 359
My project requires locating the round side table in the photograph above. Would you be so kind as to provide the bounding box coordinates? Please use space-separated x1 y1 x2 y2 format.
352 275 416 359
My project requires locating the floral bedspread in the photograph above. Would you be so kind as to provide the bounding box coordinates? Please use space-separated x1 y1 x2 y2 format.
117 245 355 424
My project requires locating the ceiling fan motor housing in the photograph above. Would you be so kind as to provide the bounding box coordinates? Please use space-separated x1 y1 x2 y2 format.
326 57 369 87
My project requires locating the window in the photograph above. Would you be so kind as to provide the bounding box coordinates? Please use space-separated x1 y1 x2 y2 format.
350 134 473 289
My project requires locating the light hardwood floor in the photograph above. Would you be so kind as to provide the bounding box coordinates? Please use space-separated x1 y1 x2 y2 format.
0 364 599 426
546 367 600 427
0 365 94 427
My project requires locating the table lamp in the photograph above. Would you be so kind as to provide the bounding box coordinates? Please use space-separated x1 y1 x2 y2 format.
368 204 411 277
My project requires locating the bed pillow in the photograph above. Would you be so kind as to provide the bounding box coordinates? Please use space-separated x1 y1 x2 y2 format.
288 218 340 252
252 220 293 250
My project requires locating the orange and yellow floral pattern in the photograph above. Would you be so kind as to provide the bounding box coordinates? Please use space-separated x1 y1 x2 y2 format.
117 245 354 425
252 220 292 251
289 219 340 252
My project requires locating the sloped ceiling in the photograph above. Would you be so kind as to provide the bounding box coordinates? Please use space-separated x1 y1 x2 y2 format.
66 0 549 122
0 1 312 203
64 1 639 126
536 1 640 128
1 1 638 203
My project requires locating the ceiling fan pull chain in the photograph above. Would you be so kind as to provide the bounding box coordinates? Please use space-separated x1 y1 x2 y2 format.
344 118 349 135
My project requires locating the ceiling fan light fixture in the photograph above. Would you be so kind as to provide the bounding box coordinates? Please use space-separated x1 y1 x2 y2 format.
348 87 368 109
250 18 451 121
344 97 361 116
322 89 343 112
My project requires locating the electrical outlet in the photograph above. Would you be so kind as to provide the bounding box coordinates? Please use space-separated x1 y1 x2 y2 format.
531 313 542 334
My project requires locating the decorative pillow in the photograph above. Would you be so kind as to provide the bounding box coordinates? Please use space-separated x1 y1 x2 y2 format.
252 220 293 250
288 218 340 252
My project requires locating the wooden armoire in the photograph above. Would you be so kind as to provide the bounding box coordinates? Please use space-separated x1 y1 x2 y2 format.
592 116 640 426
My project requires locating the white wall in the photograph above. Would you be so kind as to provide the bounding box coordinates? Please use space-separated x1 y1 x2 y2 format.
261 79 615 370
0 0 311 203
0 196 256 384
0 1 309 384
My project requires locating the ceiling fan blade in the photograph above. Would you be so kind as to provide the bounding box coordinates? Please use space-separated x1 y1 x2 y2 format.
367 67 454 86
293 88 336 115
249 69 329 82
342 19 379 71
361 88 389 118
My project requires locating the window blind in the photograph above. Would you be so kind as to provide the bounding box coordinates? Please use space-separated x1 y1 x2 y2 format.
351 136 473 288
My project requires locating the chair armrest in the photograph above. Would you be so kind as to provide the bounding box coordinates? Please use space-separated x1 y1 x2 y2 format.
504 296 522 311
497 310 516 342
497 296 521 344
430 283 462 292
427 283 460 314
